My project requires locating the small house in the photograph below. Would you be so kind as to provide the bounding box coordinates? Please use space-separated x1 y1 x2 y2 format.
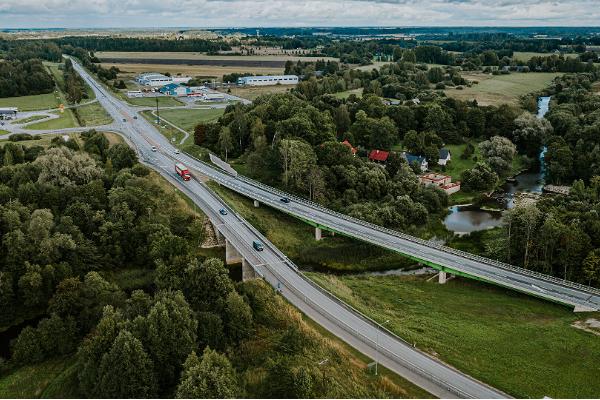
420 173 461 195
368 149 390 163
403 152 428 172
438 148 451 166
341 140 358 156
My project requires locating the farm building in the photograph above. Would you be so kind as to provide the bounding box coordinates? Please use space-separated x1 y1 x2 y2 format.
0 107 18 120
237 75 298 86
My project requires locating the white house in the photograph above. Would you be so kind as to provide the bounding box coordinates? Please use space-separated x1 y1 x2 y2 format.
438 148 451 166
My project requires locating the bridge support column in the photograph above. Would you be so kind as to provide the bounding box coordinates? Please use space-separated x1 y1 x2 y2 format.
242 259 257 281
315 227 322 241
253 199 260 207
438 271 448 284
225 239 243 265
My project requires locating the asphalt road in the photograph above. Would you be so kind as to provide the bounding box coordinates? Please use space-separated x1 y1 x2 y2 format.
63 57 513 398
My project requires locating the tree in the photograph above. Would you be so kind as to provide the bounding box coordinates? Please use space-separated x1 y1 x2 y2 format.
224 291 253 342
512 112 553 157
479 136 516 176
144 290 198 388
218 127 233 161
427 67 445 83
403 130 423 154
583 250 600 286
176 348 238 399
184 258 234 312
97 330 157 398
107 144 137 171
333 104 351 136
461 162 499 192
279 139 317 189
34 146 102 186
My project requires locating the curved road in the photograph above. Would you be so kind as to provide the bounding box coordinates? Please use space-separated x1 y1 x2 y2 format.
59 57 513 398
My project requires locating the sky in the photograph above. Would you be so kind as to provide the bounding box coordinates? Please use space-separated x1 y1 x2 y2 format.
1 0 600 29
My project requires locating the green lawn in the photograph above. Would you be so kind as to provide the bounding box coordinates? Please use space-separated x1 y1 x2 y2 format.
74 102 113 126
208 182 416 273
158 108 224 132
12 115 48 125
26 111 79 130
0 129 9 136
512 52 579 62
333 88 363 99
140 110 187 145
439 142 480 181
0 356 79 398
0 92 61 112
307 273 600 399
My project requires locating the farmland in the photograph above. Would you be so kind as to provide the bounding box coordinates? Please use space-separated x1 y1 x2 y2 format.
95 51 339 63
445 72 561 106
101 62 284 79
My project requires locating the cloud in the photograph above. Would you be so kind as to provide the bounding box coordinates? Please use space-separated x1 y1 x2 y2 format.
0 0 599 28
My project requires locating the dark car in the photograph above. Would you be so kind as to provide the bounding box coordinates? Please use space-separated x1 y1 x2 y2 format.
253 241 264 251
133 116 138 119
280 197 290 203
122 118 126 122
219 209 228 215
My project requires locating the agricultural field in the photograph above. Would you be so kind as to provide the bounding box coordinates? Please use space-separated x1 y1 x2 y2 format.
101 62 284 79
96 51 339 63
158 108 224 132
307 273 600 399
445 72 561 106
223 84 295 101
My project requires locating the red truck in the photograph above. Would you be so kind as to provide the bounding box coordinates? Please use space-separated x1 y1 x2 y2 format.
175 163 191 181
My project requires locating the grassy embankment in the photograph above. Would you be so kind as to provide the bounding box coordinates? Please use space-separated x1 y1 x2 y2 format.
0 93 60 112
207 182 415 273
223 84 295 101
445 72 561 106
307 272 600 399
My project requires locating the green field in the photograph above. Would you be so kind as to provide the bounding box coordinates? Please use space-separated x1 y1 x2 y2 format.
12 115 48 125
0 129 8 136
0 357 80 398
75 101 113 126
446 72 561 106
307 273 600 398
26 111 79 130
208 182 415 273
158 107 224 132
333 88 364 99
0 92 61 112
512 52 579 62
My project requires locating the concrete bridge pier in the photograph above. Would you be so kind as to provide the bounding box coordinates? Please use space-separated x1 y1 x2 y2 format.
315 227 322 241
212 222 223 242
438 271 455 284
253 200 260 207
242 259 257 281
225 239 243 265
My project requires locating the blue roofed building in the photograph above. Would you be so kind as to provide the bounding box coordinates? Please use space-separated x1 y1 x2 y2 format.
403 152 428 172
159 83 189 97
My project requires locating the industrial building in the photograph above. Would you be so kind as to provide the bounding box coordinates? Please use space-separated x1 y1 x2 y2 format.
237 75 298 86
136 73 192 87
0 107 18 120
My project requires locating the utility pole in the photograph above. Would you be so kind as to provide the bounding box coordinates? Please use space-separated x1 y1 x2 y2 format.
375 319 390 376
155 97 160 124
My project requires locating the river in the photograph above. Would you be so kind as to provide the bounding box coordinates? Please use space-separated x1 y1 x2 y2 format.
443 96 551 234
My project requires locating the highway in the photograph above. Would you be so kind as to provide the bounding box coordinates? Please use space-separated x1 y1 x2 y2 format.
65 57 511 398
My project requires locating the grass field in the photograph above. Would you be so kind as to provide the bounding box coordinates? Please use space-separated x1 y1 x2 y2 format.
512 52 579 62
74 101 113 126
25 110 79 130
445 72 561 106
307 273 600 398
0 92 61 112
158 108 224 132
0 129 9 136
208 182 416 273
103 63 284 80
0 356 79 398
333 88 364 99
223 84 295 101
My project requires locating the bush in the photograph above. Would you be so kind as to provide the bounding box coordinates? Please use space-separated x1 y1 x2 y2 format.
9 133 37 142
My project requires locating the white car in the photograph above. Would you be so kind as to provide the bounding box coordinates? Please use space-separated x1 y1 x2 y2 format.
151 146 157 152
175 149 180 154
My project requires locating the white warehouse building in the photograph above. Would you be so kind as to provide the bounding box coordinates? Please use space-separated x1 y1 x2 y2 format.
136 73 192 87
237 75 298 86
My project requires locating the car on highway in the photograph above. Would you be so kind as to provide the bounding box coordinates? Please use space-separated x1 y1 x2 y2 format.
219 209 228 215
280 197 290 203
151 146 157 152
133 116 138 119
252 241 264 251
175 149 180 154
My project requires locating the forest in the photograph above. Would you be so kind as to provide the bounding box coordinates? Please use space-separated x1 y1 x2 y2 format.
0 59 55 98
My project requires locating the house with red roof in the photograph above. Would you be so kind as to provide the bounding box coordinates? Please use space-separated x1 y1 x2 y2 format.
368 149 389 163
341 140 358 156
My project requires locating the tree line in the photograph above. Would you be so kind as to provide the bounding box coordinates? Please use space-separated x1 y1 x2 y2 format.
0 59 55 98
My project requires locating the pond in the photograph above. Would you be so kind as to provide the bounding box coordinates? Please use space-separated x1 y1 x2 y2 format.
443 96 551 233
